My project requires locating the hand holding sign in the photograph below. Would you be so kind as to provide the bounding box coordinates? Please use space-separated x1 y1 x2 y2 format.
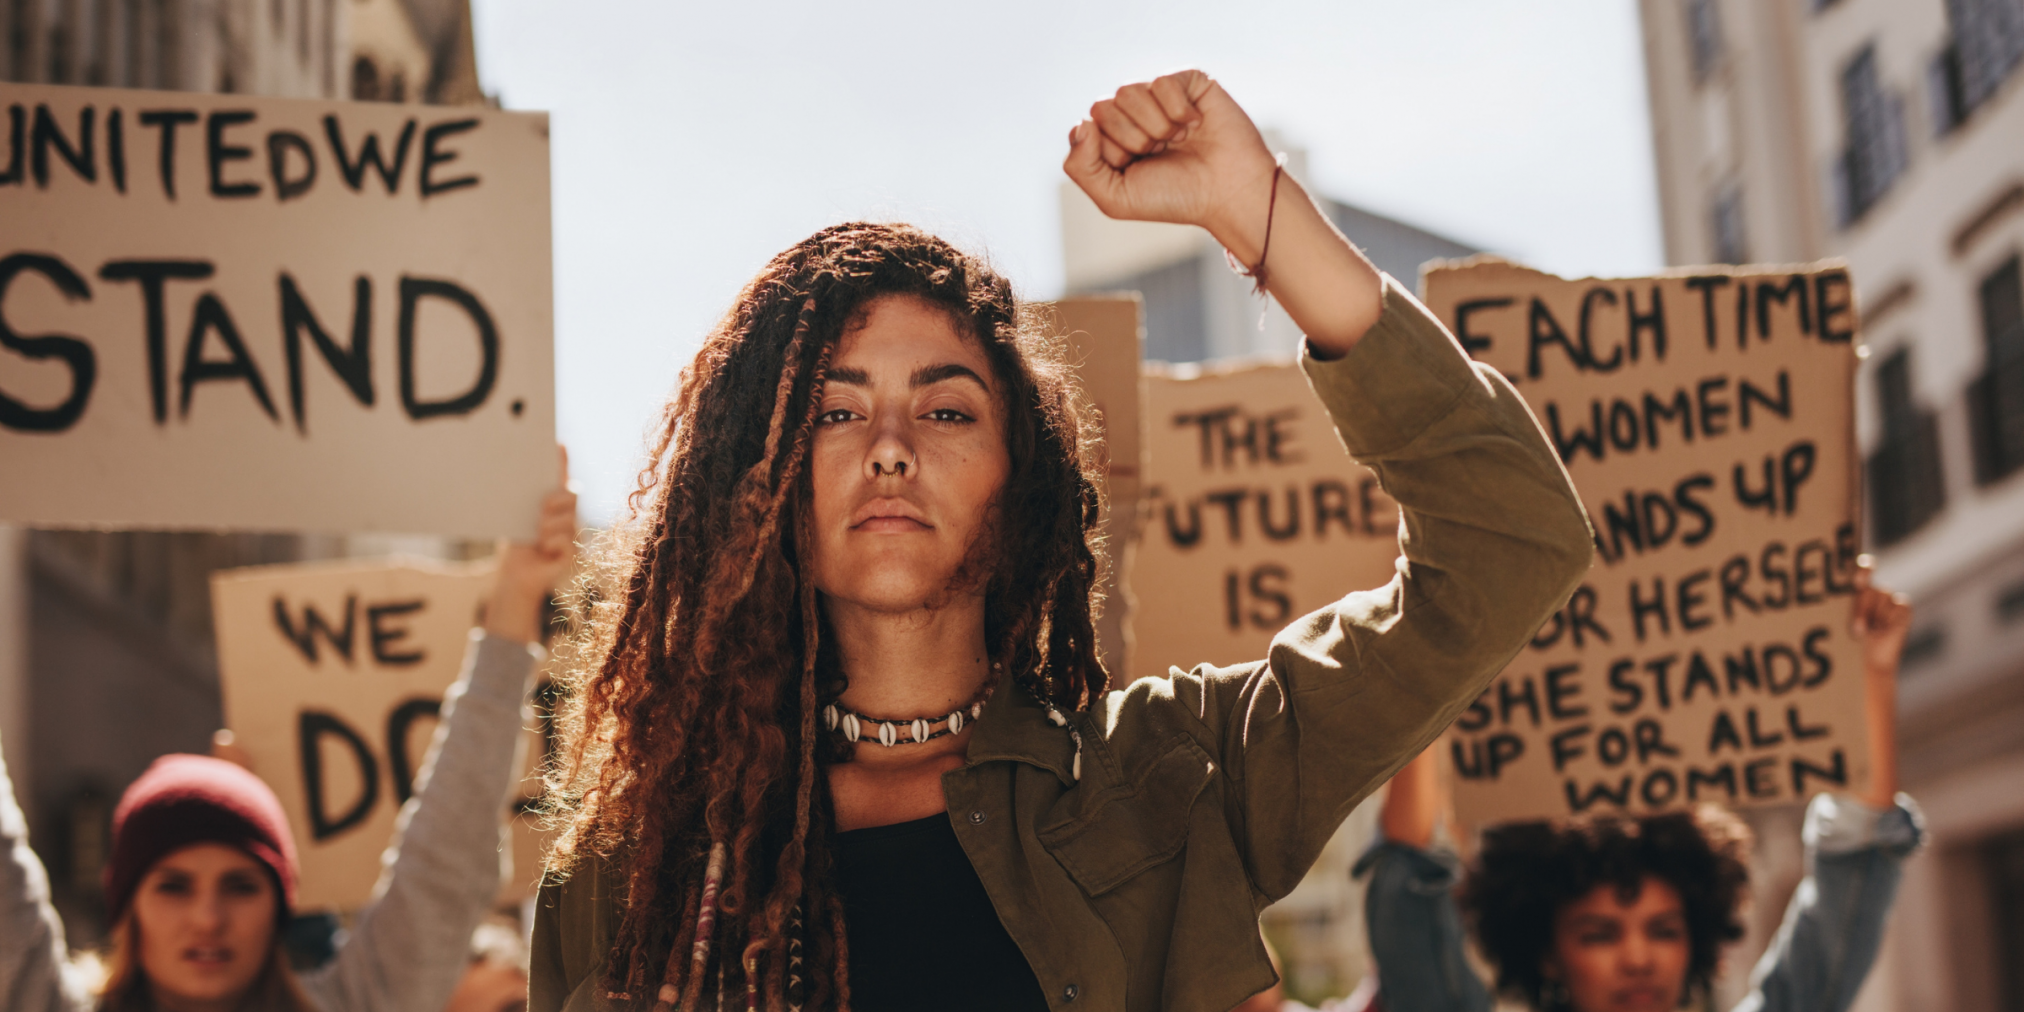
483 446 578 646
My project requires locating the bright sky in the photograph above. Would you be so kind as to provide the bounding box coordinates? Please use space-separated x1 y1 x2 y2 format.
470 0 1664 523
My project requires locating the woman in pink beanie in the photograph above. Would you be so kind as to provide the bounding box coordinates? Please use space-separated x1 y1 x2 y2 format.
95 754 313 1011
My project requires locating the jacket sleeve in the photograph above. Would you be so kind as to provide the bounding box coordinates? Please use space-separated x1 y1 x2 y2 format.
1731 793 1924 1012
0 741 92 1012
1105 274 1594 901
300 631 539 1012
1352 838 1492 1012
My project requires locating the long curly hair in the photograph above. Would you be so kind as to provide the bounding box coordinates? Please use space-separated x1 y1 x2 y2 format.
1458 806 1754 1010
543 223 1108 1010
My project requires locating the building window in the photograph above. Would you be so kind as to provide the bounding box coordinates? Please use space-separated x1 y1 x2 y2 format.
1867 348 1947 545
1901 625 1947 671
1112 256 1208 364
1997 576 2024 625
1970 255 2024 484
1710 183 1748 264
1686 0 1724 84
1836 45 1909 225
1931 0 2024 133
351 55 379 100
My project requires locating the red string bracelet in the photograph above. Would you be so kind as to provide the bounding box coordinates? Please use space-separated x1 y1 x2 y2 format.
1225 153 1286 297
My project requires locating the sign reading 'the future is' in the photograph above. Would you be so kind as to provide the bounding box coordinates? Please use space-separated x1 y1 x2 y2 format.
1128 361 1401 683
1421 259 1866 827
0 82 554 537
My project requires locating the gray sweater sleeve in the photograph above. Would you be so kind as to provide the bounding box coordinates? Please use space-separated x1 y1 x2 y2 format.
0 742 93 1012
299 630 539 1012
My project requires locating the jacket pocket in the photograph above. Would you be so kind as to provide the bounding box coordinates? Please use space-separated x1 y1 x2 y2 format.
1037 735 1216 896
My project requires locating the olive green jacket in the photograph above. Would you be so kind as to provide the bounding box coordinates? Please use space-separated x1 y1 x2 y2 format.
530 275 1595 1012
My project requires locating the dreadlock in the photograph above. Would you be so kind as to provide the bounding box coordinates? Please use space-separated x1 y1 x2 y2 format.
544 223 1107 1010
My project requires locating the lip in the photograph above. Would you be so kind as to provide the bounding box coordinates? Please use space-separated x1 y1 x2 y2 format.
849 498 931 532
1611 986 1671 1009
182 946 235 967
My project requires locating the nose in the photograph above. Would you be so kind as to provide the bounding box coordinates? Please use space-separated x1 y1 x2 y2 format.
865 417 916 481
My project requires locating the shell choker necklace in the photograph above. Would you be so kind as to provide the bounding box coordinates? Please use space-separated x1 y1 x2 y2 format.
823 674 996 748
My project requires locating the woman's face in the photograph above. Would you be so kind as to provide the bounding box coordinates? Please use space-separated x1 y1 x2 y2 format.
810 295 1010 613
131 842 278 1008
1547 874 1691 1012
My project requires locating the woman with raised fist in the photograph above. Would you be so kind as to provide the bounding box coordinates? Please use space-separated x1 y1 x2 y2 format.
1356 570 1922 1012
531 70 1593 1012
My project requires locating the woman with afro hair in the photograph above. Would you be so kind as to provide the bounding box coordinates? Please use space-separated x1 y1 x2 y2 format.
1356 571 1924 1012
529 69 1596 1012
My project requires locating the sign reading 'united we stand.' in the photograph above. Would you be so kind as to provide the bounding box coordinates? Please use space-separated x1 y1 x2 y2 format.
0 81 555 537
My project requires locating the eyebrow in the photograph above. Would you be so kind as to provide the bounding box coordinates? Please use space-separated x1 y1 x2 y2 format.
823 363 990 392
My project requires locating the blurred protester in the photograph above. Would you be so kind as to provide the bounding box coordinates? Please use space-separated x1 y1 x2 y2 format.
530 70 1591 1012
445 916 531 1012
1355 569 1922 1012
0 469 574 1012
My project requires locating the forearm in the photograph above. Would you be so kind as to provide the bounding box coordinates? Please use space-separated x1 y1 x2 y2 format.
1206 166 1383 356
0 744 90 1012
1354 840 1492 1012
307 632 538 1012
1739 793 1923 1012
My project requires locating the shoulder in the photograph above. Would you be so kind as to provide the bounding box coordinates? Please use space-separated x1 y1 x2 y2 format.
531 849 630 1011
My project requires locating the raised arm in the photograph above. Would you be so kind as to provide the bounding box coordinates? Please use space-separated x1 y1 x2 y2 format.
304 454 577 1012
1068 70 1594 900
0 741 91 1012
1353 749 1494 1012
1735 570 1920 1012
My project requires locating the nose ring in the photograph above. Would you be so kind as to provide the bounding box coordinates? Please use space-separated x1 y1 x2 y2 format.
873 454 918 477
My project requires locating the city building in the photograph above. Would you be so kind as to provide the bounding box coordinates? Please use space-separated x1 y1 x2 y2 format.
1639 0 2024 1008
1 0 485 946
1059 147 1476 1002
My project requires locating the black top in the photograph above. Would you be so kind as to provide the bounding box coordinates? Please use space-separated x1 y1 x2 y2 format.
833 813 1049 1012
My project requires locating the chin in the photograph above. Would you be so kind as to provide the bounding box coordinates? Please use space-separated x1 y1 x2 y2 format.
825 569 979 614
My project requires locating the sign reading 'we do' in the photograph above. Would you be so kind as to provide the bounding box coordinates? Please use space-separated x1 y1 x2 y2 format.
1421 259 1867 827
0 81 554 538
214 557 550 911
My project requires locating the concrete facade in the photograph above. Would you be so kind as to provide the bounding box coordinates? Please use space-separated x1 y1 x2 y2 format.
1640 1 2024 1008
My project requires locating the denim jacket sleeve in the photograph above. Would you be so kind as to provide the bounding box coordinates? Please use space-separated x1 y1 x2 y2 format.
1351 839 1491 1012
1731 792 1924 1012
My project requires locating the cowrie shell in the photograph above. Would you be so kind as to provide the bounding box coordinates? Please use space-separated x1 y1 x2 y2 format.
947 710 964 734
879 722 897 747
843 713 860 742
912 718 930 742
822 705 838 731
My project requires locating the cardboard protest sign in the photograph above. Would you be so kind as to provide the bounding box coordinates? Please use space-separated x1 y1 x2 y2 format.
1040 296 1144 676
1420 259 1866 827
0 81 554 538
1127 361 1400 683
213 557 548 910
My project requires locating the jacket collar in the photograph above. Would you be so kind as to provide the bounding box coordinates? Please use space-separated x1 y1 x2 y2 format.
963 675 1079 788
